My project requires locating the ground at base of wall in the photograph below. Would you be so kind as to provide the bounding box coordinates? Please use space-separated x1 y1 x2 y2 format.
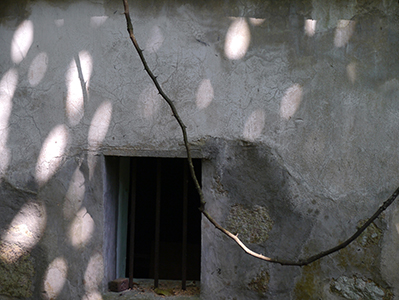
103 279 200 300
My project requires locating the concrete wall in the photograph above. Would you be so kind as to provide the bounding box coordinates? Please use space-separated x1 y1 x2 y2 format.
1 0 399 299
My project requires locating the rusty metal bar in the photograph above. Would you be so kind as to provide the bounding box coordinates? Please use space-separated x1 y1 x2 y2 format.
154 159 162 288
182 161 188 290
128 158 137 289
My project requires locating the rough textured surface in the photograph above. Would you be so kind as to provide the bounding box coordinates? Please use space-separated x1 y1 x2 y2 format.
248 270 270 295
226 204 273 244
1 0 399 299
0 254 34 298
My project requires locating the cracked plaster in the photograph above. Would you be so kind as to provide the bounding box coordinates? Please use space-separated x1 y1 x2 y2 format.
1 0 399 299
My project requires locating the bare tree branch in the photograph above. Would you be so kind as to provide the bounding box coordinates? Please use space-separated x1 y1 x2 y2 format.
121 0 399 266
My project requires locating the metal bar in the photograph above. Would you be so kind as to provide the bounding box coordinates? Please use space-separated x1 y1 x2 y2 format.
182 161 188 290
128 158 137 289
154 159 162 288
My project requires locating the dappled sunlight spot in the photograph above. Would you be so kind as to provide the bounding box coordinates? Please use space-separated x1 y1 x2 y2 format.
43 257 68 300
35 124 69 186
305 19 317 37
84 253 104 294
346 62 357 84
28 52 48 86
280 83 303 120
249 18 265 26
90 16 108 29
82 291 103 300
69 207 94 248
243 109 265 141
225 18 250 60
87 101 112 180
0 201 46 263
78 51 93 85
0 68 18 129
66 51 93 126
334 20 356 48
11 20 34 64
54 19 64 27
0 68 18 176
196 79 214 109
88 101 113 150
88 153 98 181
66 59 84 126
0 142 10 178
139 86 161 119
63 166 85 220
146 25 164 53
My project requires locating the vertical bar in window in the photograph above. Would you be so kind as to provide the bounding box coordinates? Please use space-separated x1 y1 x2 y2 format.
128 158 137 289
154 159 161 288
182 160 188 290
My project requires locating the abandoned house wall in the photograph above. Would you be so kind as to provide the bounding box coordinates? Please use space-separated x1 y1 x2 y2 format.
1 0 399 299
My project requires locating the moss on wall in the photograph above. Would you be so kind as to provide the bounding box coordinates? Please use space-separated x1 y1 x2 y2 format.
0 249 34 298
293 260 323 300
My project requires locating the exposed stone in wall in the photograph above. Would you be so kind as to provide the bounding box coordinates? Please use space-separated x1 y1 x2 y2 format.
294 219 388 299
356 220 382 247
247 270 270 295
330 276 392 300
226 204 273 244
2 0 399 299
0 253 34 298
336 220 385 279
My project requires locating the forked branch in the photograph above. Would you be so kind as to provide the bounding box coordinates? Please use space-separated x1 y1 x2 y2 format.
122 0 399 266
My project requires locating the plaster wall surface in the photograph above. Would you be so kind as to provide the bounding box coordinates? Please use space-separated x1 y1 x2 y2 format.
1 0 399 299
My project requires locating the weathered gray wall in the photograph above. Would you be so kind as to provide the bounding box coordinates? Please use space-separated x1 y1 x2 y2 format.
1 0 399 299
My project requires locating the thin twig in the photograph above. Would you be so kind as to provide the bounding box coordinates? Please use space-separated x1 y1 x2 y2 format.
121 0 399 266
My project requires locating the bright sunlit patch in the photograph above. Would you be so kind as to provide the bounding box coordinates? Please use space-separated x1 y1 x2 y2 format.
0 68 18 176
225 17 251 60
69 207 95 248
86 103 113 181
54 19 64 27
305 19 317 37
249 18 265 26
139 86 161 119
35 124 69 186
11 20 34 64
334 20 356 48
0 68 18 129
196 79 214 109
66 51 93 126
146 25 164 53
84 253 104 293
28 52 48 86
346 62 357 84
0 201 46 263
63 166 85 220
43 257 68 299
243 109 265 141
88 101 112 150
90 16 108 29
280 83 303 120
82 291 103 300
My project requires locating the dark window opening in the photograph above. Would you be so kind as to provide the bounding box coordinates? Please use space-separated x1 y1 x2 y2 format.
125 157 201 287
